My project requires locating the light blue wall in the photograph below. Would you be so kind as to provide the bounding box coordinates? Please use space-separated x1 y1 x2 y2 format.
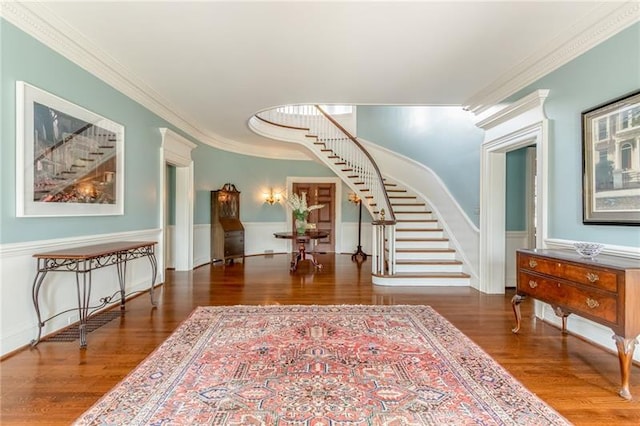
506 148 528 231
510 23 640 247
1 19 168 244
357 106 483 226
192 148 361 224
0 19 356 245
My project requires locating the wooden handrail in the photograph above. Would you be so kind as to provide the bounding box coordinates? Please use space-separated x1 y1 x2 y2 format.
34 122 95 164
314 105 396 222
254 114 311 132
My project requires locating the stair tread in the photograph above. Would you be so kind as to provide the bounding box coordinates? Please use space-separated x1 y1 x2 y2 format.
395 211 433 214
396 219 437 223
396 233 444 238
396 260 462 265
397 227 440 231
391 203 426 206
396 248 454 252
372 272 470 278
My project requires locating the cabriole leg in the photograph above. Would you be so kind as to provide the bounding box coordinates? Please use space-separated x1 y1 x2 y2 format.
613 335 638 400
511 294 525 333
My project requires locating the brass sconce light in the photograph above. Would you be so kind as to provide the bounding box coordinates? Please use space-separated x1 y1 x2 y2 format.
263 188 282 205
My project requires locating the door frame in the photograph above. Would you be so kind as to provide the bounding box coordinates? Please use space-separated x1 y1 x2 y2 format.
160 128 197 271
525 146 537 248
477 90 549 294
286 176 342 253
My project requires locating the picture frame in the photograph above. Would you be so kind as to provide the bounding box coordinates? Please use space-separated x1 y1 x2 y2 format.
16 81 124 217
582 90 640 225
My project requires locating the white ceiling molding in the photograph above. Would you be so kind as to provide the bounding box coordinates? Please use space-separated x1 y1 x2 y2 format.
3 1 637 152
0 1 310 161
476 90 550 132
464 1 640 114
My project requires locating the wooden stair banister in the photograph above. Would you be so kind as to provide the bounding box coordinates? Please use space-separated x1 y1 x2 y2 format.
314 105 395 222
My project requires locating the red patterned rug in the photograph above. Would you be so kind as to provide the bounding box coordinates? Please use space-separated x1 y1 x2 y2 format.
74 305 570 425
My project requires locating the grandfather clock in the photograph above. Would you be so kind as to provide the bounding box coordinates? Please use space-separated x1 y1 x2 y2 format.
210 183 244 264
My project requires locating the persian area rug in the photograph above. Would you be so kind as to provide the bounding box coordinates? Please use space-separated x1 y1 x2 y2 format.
74 305 571 425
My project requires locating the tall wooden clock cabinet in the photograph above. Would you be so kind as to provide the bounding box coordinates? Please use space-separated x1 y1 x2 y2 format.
210 183 244 264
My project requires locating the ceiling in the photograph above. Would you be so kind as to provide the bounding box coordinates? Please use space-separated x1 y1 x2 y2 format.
5 1 638 159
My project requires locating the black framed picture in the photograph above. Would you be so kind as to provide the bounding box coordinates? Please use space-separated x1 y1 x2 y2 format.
582 90 640 225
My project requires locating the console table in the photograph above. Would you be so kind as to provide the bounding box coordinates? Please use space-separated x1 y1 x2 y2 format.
274 231 329 272
512 248 640 399
31 241 158 348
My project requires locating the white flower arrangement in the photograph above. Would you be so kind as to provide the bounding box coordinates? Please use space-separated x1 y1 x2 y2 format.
284 191 324 219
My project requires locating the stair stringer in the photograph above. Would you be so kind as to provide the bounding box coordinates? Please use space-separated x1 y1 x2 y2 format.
361 138 480 287
376 178 475 287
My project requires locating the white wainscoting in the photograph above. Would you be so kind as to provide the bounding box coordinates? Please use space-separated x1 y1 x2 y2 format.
340 222 372 256
193 224 210 267
187 222 373 268
0 228 162 356
505 231 529 288
534 238 640 362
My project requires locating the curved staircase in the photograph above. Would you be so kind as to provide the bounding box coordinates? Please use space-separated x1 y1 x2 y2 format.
250 105 470 287
380 181 469 286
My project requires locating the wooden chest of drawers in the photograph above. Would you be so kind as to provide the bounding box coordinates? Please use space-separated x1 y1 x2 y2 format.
513 248 640 399
223 230 244 259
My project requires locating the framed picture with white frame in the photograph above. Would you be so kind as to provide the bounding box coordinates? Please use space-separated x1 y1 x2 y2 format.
582 90 640 225
16 81 124 217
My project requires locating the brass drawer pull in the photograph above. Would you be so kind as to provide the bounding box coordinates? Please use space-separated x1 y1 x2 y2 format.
528 280 538 289
586 272 599 283
528 259 538 268
586 298 600 309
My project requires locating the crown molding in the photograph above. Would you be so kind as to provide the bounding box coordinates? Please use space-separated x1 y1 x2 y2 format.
0 1 310 161
464 1 640 114
476 89 549 130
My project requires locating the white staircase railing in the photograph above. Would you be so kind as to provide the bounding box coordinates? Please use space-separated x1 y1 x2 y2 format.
34 123 117 201
254 105 397 276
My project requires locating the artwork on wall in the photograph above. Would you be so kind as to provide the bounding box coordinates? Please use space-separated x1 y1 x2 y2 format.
16 81 124 217
582 90 640 225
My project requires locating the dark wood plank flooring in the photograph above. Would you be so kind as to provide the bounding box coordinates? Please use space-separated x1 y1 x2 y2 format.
1 254 639 425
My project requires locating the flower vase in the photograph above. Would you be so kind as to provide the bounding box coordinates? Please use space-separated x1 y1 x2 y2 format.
295 218 307 234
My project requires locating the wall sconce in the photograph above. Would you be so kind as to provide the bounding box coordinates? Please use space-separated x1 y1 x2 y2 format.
263 188 281 205
348 192 361 204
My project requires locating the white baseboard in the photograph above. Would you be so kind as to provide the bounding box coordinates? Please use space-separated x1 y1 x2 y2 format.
505 231 529 287
537 301 640 363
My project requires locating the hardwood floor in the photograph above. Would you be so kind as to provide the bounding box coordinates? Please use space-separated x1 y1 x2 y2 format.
1 254 639 425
